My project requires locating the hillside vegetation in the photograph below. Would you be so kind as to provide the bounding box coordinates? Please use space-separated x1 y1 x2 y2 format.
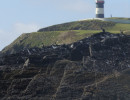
38 19 130 32
38 20 116 32
1 19 130 55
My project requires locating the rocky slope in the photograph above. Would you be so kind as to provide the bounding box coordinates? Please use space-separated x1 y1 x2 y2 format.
0 32 130 100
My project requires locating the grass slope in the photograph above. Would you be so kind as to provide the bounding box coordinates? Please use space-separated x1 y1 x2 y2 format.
1 30 99 54
1 19 130 55
38 20 116 32
38 19 130 32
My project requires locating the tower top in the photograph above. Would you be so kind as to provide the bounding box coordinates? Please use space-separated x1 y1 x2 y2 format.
96 0 104 4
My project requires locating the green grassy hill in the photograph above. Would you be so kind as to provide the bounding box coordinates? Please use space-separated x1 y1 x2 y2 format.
38 19 130 32
1 19 130 55
38 20 116 32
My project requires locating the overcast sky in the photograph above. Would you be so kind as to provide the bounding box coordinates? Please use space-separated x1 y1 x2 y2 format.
0 0 130 50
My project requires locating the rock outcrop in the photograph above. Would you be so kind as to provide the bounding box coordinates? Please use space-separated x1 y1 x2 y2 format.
0 32 130 100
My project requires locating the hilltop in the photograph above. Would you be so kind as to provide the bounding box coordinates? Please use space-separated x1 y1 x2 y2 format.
38 19 130 32
1 19 130 55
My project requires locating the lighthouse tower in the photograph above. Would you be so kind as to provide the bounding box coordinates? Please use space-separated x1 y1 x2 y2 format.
96 0 105 18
